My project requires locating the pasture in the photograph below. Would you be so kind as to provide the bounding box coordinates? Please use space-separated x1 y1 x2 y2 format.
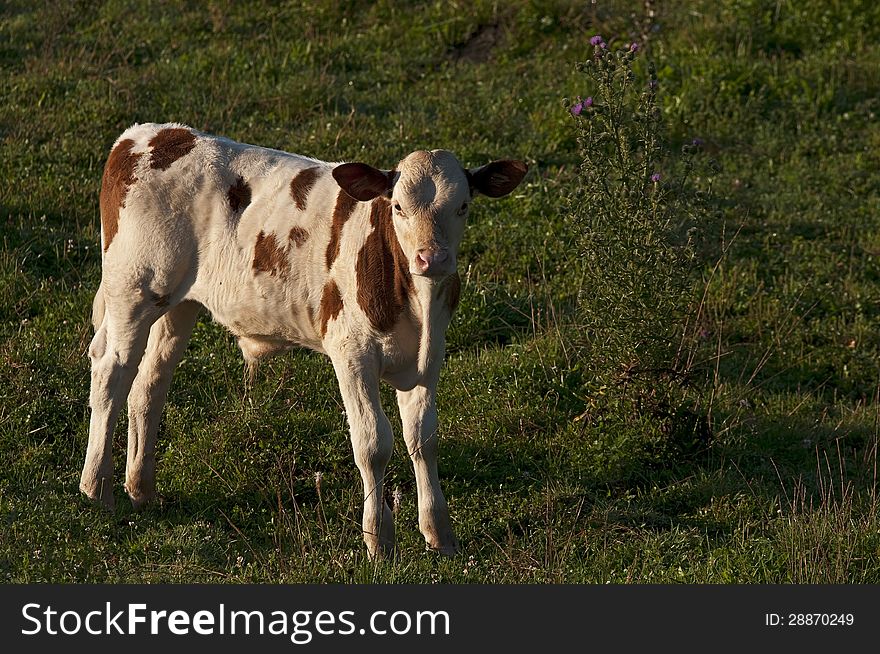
2 0 879 582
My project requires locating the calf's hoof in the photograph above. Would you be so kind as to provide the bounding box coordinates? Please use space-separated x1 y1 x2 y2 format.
421 511 459 555
366 542 397 561
79 479 116 511
429 544 459 557
124 484 156 511
426 536 459 557
365 532 396 561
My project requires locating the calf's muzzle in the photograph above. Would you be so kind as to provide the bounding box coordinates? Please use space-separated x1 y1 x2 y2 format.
414 248 449 276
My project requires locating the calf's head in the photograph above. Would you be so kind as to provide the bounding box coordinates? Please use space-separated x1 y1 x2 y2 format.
333 150 527 278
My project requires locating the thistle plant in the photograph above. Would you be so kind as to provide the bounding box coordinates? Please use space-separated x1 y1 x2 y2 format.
568 36 708 427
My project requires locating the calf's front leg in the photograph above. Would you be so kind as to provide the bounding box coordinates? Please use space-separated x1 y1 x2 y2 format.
397 383 458 555
330 355 395 558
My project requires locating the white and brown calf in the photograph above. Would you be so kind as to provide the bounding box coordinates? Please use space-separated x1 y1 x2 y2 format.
80 122 527 557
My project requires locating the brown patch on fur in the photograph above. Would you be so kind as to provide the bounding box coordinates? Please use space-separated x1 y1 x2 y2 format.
290 166 320 211
445 273 461 313
325 189 359 270
319 280 343 337
355 197 413 332
252 231 289 277
100 138 141 252
288 226 309 247
148 127 196 170
228 176 251 214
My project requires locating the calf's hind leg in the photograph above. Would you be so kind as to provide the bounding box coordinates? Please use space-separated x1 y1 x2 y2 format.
80 300 156 510
124 300 201 508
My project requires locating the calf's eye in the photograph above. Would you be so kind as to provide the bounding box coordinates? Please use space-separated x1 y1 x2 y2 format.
457 202 469 215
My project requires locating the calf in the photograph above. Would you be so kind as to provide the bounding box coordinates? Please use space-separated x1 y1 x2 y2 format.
80 122 527 557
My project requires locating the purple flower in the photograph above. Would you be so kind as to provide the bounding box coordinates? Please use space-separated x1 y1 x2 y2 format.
570 96 593 116
629 42 640 52
648 79 659 90
590 35 604 46
651 173 661 183
692 137 704 146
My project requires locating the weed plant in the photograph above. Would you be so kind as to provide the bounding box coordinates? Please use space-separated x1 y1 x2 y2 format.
566 35 713 457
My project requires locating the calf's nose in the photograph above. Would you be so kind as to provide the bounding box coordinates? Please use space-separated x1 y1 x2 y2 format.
415 248 449 274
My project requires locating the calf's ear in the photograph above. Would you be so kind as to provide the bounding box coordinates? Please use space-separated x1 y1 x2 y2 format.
468 160 528 198
333 162 394 201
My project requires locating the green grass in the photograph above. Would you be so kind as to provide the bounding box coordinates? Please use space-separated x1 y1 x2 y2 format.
2 0 880 583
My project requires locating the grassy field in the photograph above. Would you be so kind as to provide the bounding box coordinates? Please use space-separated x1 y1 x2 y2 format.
2 0 879 583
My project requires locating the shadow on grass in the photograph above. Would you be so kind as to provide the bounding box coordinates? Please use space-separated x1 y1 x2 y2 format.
446 282 535 352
